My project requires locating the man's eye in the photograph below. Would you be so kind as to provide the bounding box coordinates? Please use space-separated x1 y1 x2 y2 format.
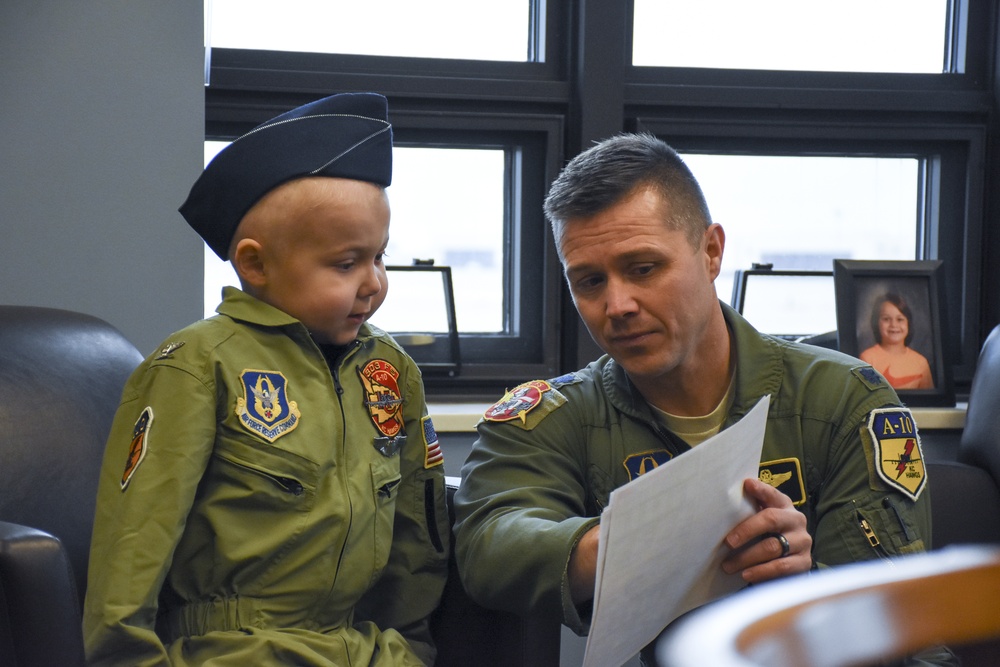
574 276 604 291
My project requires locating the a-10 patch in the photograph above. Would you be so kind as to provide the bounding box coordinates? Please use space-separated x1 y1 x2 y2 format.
867 407 926 501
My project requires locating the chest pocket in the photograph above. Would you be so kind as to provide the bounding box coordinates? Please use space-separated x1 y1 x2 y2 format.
368 454 402 584
210 434 320 514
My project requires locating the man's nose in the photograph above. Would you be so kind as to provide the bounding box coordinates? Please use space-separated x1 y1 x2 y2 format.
604 277 638 317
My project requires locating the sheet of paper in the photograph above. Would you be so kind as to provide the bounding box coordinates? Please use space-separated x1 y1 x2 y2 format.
582 395 771 667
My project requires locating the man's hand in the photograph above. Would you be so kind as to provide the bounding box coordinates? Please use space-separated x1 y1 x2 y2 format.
721 477 812 583
568 524 600 605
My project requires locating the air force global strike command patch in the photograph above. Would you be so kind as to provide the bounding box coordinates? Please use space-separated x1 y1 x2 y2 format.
867 408 926 501
484 380 552 423
235 370 301 443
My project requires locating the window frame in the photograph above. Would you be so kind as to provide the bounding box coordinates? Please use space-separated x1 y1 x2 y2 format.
203 0 997 398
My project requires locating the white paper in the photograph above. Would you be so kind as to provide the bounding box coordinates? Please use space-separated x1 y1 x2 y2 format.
582 395 771 667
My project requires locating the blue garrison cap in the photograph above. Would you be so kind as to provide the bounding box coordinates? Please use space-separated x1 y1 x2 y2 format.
179 92 393 259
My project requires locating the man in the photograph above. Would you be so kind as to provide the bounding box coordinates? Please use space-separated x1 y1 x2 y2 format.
453 134 948 664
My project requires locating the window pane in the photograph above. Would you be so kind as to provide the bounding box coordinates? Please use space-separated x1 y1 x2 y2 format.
678 154 920 312
207 0 532 61
381 146 506 333
202 143 507 334
633 0 950 73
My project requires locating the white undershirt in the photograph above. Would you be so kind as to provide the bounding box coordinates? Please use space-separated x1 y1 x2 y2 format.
651 375 736 447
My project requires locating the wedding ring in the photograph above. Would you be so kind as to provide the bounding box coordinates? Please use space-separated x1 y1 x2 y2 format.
772 532 791 558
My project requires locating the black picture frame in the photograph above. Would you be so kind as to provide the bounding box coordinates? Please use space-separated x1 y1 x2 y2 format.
833 259 953 407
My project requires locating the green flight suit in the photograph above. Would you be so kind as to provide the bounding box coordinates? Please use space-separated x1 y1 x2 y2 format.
454 303 933 636
84 287 449 666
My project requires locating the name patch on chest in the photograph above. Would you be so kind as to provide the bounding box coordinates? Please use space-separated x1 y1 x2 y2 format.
867 408 926 501
235 370 300 443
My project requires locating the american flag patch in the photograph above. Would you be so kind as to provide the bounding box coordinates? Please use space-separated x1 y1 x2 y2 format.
422 415 443 468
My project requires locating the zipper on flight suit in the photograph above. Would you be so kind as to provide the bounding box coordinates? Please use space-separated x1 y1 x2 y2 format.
227 458 304 496
855 506 892 564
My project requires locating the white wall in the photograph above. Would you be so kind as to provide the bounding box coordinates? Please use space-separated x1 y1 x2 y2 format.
0 0 205 354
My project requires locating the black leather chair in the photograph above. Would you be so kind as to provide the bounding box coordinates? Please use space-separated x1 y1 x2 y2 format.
0 305 144 666
925 323 1000 549
958 324 1000 496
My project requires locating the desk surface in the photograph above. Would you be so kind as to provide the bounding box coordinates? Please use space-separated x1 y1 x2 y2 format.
429 402 968 433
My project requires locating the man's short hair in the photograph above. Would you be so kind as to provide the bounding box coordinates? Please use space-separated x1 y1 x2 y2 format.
543 133 712 252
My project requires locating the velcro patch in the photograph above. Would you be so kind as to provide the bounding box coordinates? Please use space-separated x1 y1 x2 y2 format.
853 365 887 391
866 408 926 501
623 450 673 481
121 406 153 491
759 458 806 506
422 416 444 469
235 370 300 443
358 359 404 439
548 373 581 389
484 380 552 423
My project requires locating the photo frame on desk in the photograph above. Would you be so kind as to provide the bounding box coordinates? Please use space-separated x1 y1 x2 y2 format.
833 259 953 407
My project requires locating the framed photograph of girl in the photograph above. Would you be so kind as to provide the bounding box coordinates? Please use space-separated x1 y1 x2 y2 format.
833 259 954 407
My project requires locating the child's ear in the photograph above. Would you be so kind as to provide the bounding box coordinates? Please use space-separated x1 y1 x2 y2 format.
232 238 267 288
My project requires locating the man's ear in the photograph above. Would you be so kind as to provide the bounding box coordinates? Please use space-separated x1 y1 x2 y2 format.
703 223 726 281
231 238 267 288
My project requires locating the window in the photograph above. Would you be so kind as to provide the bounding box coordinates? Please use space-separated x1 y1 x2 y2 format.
632 0 951 73
204 145 507 333
678 154 921 303
207 0 534 61
203 0 990 394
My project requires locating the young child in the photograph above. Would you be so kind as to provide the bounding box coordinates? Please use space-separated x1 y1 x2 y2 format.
83 92 450 666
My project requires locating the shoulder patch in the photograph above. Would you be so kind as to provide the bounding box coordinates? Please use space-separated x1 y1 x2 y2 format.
235 370 301 443
866 408 926 501
759 458 806 506
121 406 153 491
422 415 444 469
484 380 552 423
623 450 673 481
853 365 887 391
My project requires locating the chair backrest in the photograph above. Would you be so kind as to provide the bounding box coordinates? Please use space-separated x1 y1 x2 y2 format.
656 545 1000 667
0 305 143 600
959 324 1000 487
